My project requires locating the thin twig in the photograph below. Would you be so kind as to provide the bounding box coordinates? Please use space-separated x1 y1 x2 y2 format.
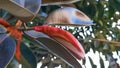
49 24 87 26
22 22 28 29
18 27 34 31
92 38 120 46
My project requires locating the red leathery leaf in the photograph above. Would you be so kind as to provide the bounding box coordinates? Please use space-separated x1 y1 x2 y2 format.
7 26 23 39
24 30 82 68
15 38 22 62
52 37 85 59
0 18 10 27
34 25 85 59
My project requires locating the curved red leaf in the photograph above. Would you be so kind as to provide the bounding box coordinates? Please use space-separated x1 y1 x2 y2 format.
52 36 84 59
34 25 85 60
24 30 82 68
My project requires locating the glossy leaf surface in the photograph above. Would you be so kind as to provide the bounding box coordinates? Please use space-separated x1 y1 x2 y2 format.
13 0 41 13
24 30 82 68
20 43 37 68
34 25 85 60
45 7 93 26
0 0 34 22
41 0 80 6
1 0 120 68
0 34 16 68
52 36 84 60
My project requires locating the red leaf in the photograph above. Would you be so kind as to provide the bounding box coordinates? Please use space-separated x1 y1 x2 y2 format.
52 37 84 59
34 25 85 60
24 30 82 68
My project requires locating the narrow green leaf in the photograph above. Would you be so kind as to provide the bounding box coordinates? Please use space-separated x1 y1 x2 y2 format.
21 55 31 68
20 43 37 68
88 57 97 68
99 56 105 68
97 1 104 19
82 58 86 65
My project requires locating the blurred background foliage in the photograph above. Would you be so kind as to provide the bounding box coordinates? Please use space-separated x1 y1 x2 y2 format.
1 0 120 68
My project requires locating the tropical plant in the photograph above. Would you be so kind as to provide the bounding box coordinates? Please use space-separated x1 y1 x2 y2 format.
0 0 120 68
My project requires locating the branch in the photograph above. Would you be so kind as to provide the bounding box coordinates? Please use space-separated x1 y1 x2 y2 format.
92 38 120 46
18 27 34 31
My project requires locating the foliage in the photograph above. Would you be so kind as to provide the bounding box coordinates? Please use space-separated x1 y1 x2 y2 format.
0 0 120 68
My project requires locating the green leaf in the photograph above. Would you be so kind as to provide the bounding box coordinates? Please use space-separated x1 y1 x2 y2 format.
20 43 37 68
82 57 86 65
84 4 96 19
97 1 104 20
99 56 105 68
109 0 120 12
24 30 82 68
21 55 31 68
88 57 97 68
108 5 115 18
110 45 116 51
7 58 19 68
